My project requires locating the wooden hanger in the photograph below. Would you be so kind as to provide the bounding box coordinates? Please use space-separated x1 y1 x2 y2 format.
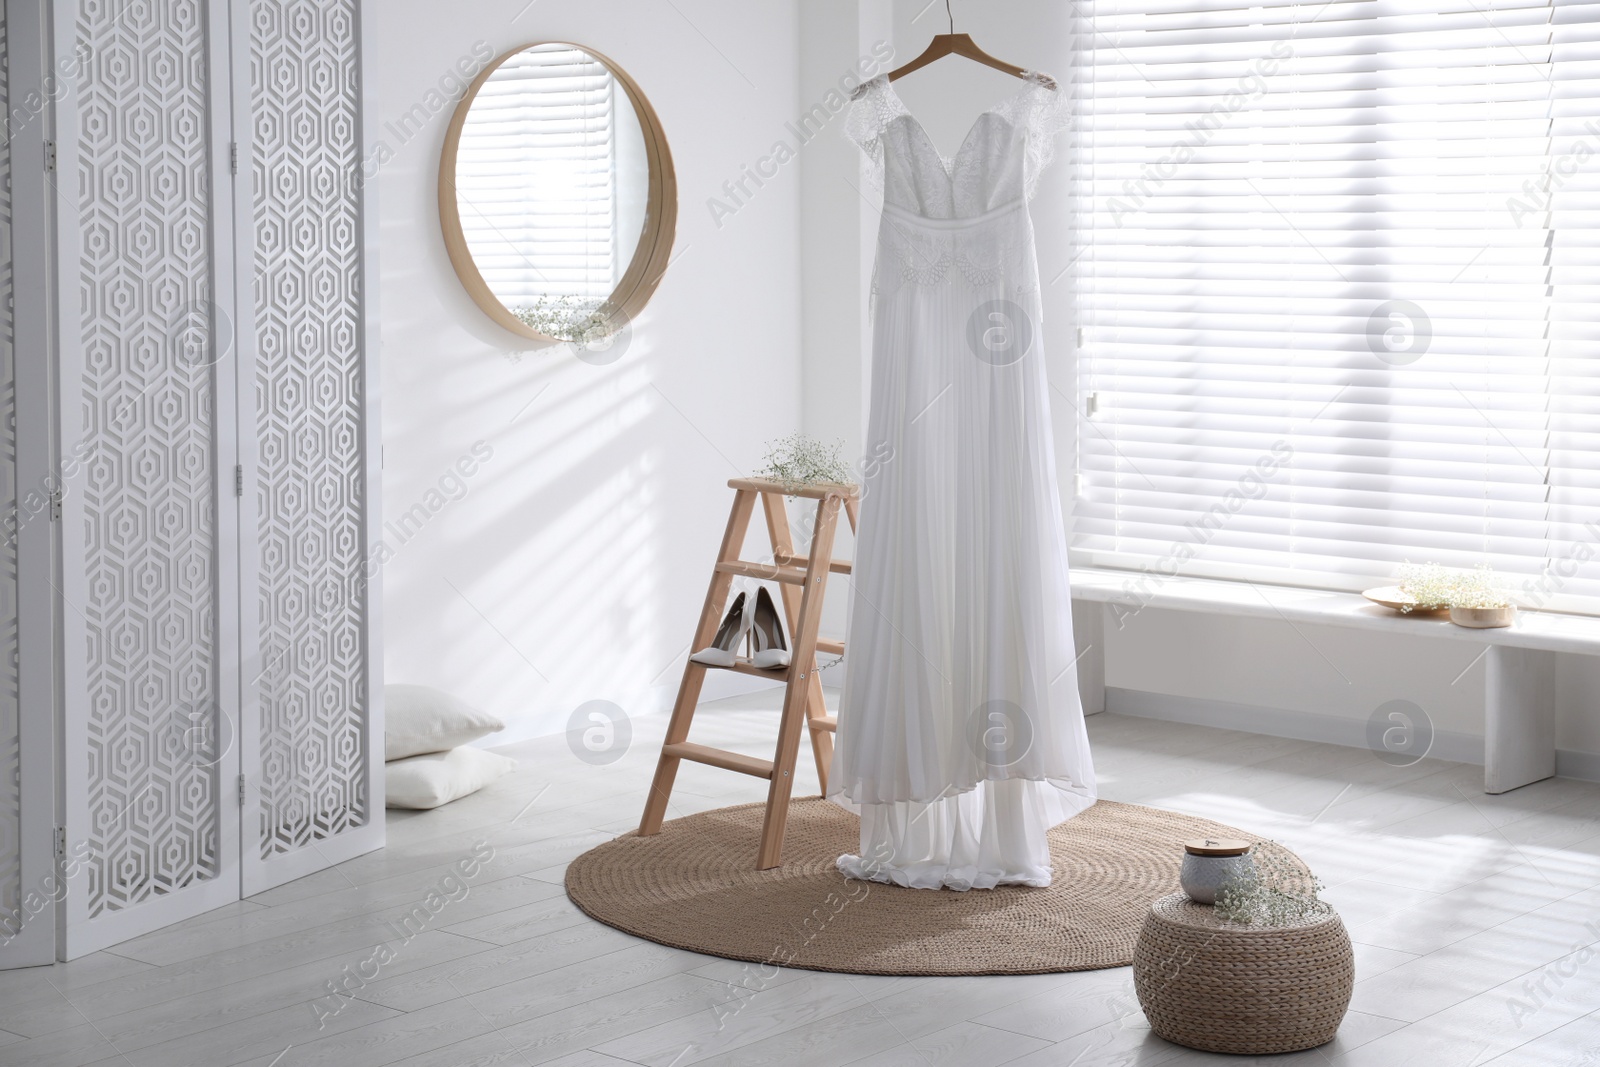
885 0 1054 88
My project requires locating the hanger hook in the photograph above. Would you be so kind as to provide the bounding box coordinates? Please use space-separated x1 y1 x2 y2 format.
945 0 954 34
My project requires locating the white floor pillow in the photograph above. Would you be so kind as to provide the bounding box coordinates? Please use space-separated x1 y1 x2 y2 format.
385 683 504 761
386 747 518 810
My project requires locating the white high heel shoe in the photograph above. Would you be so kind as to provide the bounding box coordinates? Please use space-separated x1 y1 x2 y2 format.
688 587 791 670
749 587 791 670
689 592 751 668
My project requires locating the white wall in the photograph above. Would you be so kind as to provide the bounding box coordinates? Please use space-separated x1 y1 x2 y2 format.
1103 607 1600 765
374 0 1600 763
375 1 804 745
795 0 890 644
1104 609 1490 743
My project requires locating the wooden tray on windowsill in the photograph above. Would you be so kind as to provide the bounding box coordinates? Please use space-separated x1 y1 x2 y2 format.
1361 586 1451 615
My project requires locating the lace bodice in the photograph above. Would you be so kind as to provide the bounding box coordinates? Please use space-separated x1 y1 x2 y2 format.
846 72 1067 217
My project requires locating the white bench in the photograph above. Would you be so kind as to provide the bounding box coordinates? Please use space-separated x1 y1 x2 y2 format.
1068 567 1600 794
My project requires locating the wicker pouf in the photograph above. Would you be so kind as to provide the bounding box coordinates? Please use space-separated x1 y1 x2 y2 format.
1132 892 1354 1054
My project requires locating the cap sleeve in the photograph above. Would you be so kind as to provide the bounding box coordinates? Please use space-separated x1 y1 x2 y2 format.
845 75 907 192
997 72 1070 200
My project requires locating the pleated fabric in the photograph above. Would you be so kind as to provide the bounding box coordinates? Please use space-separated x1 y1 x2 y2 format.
829 74 1095 891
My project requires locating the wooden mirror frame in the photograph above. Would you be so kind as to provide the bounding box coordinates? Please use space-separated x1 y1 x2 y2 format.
439 42 677 344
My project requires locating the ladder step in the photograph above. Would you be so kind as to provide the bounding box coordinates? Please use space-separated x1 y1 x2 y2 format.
663 742 775 779
702 658 790 680
774 550 852 575
715 560 807 585
808 715 837 733
730 476 859 501
816 637 844 656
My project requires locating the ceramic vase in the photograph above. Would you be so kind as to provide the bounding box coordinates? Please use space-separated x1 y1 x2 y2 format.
1179 838 1255 905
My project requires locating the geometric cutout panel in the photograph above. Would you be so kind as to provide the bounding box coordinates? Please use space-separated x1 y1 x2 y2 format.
0 0 19 935
77 0 221 916
250 0 368 857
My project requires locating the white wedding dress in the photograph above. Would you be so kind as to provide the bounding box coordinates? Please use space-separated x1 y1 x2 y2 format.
829 72 1096 891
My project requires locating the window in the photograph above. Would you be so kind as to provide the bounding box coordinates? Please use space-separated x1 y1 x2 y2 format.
455 45 620 306
1070 0 1600 612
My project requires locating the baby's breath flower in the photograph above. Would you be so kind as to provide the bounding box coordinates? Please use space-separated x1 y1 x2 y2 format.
511 295 617 345
1215 841 1328 926
756 433 852 493
1397 562 1510 612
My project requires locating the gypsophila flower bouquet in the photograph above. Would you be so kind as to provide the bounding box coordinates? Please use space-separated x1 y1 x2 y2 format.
1215 841 1329 927
511 294 616 345
756 433 853 493
1396 562 1511 612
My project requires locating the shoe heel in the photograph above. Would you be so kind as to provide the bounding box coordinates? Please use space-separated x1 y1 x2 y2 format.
749 587 791 671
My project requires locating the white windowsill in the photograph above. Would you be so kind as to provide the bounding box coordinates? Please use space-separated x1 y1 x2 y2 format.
1070 566 1600 656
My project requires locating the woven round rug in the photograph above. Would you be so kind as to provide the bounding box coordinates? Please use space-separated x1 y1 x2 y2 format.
565 797 1282 975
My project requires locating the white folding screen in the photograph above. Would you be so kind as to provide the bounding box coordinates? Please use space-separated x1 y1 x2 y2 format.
6 0 380 961
0 0 57 972
0 0 19 964
3 0 62 970
236 0 382 895
1071 0 1600 611
55 0 244 954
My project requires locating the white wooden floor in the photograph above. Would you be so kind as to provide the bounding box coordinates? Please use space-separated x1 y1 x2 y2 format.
4 689 1600 1066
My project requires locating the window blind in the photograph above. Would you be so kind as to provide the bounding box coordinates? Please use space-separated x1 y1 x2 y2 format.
1070 0 1600 612
456 44 617 304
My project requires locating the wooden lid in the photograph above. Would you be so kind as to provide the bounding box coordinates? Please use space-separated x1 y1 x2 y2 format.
1183 837 1252 857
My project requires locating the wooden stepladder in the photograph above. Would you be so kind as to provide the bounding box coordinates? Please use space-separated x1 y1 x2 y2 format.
639 477 859 869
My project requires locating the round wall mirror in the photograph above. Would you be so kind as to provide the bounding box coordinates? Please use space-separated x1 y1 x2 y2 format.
440 42 676 344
